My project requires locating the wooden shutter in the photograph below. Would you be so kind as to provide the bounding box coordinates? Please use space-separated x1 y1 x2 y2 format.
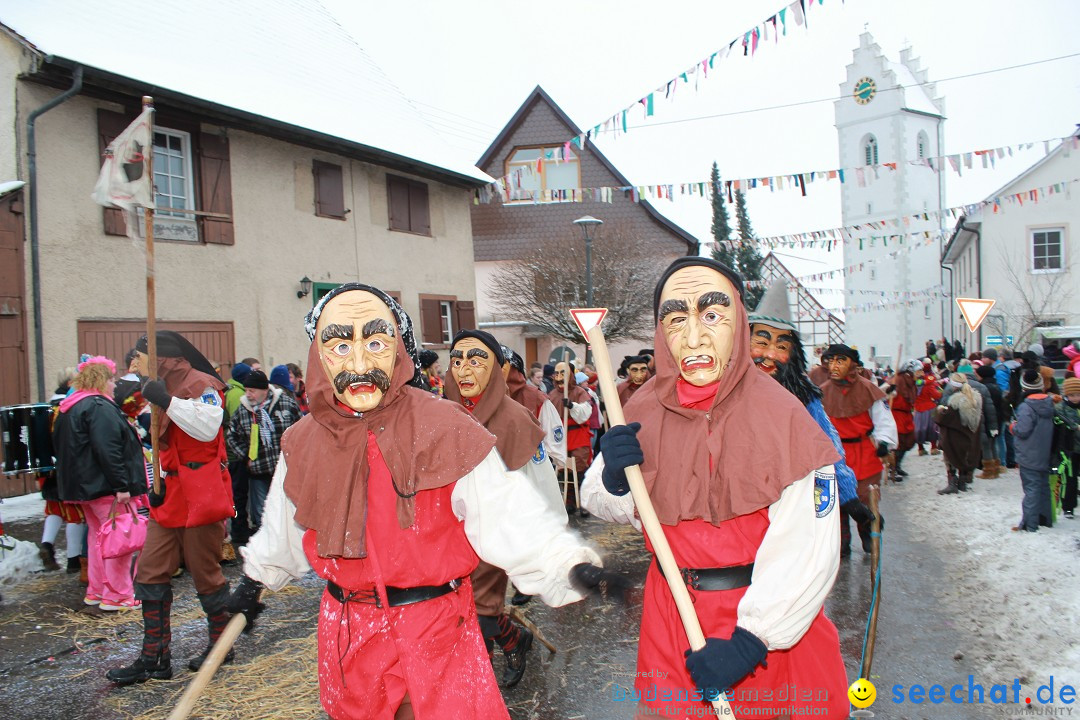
197 132 234 245
387 175 410 232
408 181 430 235
97 109 131 236
313 160 345 219
454 300 475 332
420 298 442 344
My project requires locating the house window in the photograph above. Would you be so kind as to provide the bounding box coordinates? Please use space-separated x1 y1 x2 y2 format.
153 128 194 218
863 135 878 166
314 160 346 219
387 175 431 235
419 295 475 346
505 145 581 203
917 131 929 159
1031 228 1064 272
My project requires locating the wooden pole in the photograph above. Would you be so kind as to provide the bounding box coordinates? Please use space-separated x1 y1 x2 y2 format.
585 323 732 717
861 485 882 678
167 613 247 720
507 605 557 654
561 362 571 502
142 96 161 497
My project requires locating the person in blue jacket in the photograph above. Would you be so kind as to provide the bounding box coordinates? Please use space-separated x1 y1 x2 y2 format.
748 280 877 557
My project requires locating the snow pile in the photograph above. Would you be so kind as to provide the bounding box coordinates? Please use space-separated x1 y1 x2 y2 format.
0 535 44 593
895 452 1080 700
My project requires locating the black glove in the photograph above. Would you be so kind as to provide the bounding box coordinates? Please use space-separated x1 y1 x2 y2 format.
684 627 768 696
147 475 166 508
599 423 643 496
226 576 266 632
875 441 890 457
569 562 632 604
840 498 878 528
141 379 173 410
562 397 573 410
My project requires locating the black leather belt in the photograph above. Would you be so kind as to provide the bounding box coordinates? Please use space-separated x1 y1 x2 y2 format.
326 578 463 609
839 437 862 444
656 559 754 591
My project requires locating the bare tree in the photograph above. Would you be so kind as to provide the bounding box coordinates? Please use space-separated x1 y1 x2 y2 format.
487 222 667 343
997 241 1075 344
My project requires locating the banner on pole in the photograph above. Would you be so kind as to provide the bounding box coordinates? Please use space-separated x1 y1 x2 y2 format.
91 106 155 238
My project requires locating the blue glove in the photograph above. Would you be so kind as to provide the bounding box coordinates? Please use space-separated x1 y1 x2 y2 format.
599 422 643 496
684 628 768 696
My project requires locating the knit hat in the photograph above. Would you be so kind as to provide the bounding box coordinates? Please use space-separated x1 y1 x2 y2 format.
244 370 270 390
418 350 439 370
231 362 252 383
1020 369 1043 392
982 348 998 361
269 365 293 391
1063 377 1080 396
957 360 974 375
1028 343 1044 357
975 364 996 381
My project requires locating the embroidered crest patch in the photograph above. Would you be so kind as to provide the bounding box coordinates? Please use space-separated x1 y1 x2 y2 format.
200 390 221 406
553 426 564 443
532 443 546 464
814 470 836 518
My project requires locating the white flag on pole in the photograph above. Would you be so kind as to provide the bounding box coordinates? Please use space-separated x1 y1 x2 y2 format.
91 107 154 235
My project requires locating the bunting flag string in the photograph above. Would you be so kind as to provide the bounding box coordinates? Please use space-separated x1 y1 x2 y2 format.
474 134 1079 206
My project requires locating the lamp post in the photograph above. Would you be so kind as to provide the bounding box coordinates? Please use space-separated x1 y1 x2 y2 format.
573 216 603 364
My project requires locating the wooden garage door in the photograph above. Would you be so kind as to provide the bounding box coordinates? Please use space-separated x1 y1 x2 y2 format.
76 321 235 377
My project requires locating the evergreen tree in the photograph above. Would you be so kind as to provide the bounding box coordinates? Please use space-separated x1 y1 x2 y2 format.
709 162 736 269
734 189 765 309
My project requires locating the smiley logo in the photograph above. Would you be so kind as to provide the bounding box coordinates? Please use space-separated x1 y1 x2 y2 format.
848 678 876 708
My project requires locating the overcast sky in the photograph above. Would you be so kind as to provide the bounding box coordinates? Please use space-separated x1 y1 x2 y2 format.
322 0 1080 302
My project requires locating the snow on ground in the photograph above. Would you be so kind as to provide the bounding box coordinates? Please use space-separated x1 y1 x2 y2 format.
894 451 1080 700
0 535 44 592
0 492 45 525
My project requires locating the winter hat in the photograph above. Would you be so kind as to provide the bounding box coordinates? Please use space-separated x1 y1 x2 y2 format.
1020 369 1043 392
244 370 270 390
748 279 797 333
231 362 252 383
922 362 933 374
1063 377 1080 396
821 344 860 364
269 365 294 391
982 348 998 361
418 350 439 370
957 360 974 375
975 365 996 381
1027 343 1044 357
575 371 588 385
948 372 967 388
902 359 921 374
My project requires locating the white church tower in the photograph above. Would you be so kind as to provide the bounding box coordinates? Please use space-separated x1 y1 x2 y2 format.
835 32 946 367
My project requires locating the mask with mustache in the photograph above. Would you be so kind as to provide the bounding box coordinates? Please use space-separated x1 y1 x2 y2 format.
334 369 391 394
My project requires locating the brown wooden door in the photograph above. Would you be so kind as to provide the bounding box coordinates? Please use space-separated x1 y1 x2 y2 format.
76 320 235 378
0 190 29 407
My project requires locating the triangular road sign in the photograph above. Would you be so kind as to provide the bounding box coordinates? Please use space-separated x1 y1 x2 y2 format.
570 308 608 339
955 297 996 333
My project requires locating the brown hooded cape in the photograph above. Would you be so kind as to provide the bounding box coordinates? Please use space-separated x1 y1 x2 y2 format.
443 363 544 471
624 284 839 527
506 366 546 417
820 370 887 418
282 337 495 559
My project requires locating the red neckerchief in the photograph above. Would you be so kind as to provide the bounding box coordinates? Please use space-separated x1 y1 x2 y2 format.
676 378 720 410
461 391 483 413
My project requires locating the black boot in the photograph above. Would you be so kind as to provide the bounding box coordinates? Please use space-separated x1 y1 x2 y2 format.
894 450 908 479
958 471 971 492
938 469 960 495
106 584 173 685
39 542 60 571
188 585 235 671
500 623 533 688
66 556 81 574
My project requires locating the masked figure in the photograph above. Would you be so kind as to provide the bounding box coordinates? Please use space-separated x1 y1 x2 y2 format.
583 258 849 717
107 331 233 685
887 360 920 479
444 330 565 687
617 355 652 405
748 280 878 556
228 284 613 720
817 344 898 556
501 345 566 469
547 360 593 511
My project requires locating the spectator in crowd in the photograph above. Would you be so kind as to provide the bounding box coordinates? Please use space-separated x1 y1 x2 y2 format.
224 362 253 546
1010 370 1055 531
226 370 302 533
541 363 556 393
240 357 261 373
418 350 444 396
529 366 545 390
975 364 1005 478
1055 377 1080 519
287 363 309 415
40 366 87 576
269 365 295 398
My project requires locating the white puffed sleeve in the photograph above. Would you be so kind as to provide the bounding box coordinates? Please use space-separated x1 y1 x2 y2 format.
165 387 225 442
870 399 899 450
538 399 567 467
569 401 593 424
736 466 840 650
241 456 311 591
452 449 600 607
580 452 641 530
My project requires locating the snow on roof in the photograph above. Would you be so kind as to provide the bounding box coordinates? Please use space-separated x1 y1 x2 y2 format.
0 0 490 184
887 60 941 117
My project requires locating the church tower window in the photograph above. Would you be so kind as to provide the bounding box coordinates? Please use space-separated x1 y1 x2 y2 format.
917 131 929 159
863 135 878 165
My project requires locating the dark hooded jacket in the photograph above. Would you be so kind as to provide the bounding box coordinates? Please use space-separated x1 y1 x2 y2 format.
53 394 148 502
1012 394 1055 471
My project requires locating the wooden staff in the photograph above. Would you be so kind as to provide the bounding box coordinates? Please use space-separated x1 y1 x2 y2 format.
167 613 247 720
561 362 571 502
570 456 580 512
860 485 883 678
142 95 161 496
507 605 557 654
573 310 732 717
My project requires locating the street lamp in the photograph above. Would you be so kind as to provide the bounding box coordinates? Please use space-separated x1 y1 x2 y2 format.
573 215 603 364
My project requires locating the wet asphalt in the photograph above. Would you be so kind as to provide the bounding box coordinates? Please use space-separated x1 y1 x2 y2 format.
0 486 995 720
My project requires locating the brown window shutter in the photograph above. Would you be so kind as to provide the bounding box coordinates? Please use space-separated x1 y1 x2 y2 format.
454 300 475 331
408 181 430 235
313 160 345 219
387 175 411 232
97 109 132 236
420 298 441 344
197 132 234 245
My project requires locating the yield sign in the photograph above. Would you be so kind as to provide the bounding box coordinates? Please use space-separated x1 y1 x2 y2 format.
955 297 996 333
570 308 608 339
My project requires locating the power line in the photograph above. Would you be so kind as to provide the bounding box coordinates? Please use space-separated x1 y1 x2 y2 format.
615 52 1080 131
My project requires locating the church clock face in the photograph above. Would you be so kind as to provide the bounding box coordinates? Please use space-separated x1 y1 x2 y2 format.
853 76 876 105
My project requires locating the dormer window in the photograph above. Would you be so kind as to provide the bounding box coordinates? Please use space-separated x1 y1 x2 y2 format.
505 145 580 203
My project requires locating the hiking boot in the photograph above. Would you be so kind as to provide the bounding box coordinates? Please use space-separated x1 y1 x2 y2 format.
188 586 232 672
66 556 81 574
501 627 533 688
39 542 61 571
106 654 172 685
187 645 234 672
